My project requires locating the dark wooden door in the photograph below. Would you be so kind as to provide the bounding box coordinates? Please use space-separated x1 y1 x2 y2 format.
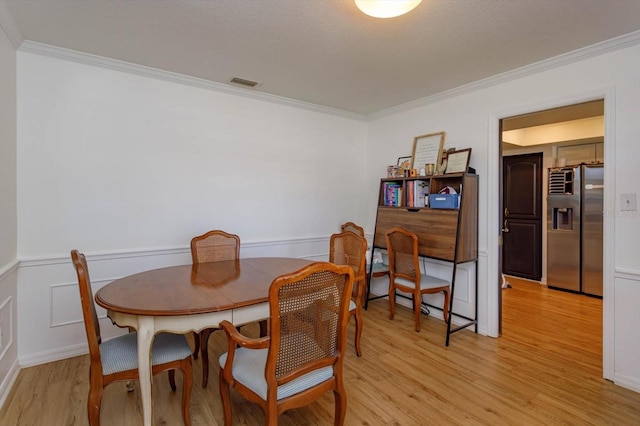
502 153 542 280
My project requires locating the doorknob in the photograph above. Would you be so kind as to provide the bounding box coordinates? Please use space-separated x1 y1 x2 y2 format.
501 219 509 233
504 207 509 217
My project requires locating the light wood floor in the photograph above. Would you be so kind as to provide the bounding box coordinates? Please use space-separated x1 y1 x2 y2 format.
2 278 640 425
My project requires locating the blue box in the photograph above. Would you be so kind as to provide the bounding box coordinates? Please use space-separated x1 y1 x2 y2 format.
429 194 459 209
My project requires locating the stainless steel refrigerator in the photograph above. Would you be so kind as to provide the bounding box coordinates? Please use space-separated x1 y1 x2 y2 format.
547 164 603 297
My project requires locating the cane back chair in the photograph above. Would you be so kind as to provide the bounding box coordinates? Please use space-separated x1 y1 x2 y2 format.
218 262 354 425
71 250 193 426
385 227 451 332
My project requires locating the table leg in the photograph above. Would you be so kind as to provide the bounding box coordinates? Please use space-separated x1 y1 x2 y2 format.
137 316 155 426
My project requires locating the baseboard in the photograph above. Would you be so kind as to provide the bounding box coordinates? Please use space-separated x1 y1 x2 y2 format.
19 343 87 368
613 372 640 394
0 358 20 410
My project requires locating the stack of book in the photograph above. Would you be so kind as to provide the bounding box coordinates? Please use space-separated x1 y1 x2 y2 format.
406 180 430 208
382 182 402 206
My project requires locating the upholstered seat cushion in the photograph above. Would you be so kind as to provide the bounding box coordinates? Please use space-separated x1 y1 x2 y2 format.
370 263 389 274
219 348 333 401
100 332 192 376
349 299 356 311
396 273 449 290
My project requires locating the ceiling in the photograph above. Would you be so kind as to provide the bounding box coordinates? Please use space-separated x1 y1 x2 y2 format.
4 0 640 116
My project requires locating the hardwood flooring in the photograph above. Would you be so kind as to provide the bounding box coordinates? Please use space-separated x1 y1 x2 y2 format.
1 277 639 425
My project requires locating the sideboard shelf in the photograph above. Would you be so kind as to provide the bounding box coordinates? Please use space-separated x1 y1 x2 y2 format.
366 173 479 346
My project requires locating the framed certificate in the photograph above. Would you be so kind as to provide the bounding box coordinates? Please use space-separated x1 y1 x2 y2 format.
410 131 445 170
445 148 472 174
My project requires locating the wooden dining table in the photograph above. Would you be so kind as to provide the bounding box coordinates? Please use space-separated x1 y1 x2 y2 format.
95 256 315 426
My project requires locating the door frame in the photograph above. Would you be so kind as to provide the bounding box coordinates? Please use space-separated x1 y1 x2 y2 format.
487 88 615 380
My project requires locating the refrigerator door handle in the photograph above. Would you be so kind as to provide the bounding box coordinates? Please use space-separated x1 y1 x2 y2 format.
585 184 604 190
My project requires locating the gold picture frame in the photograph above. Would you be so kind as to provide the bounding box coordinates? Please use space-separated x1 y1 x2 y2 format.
410 131 446 170
445 148 472 174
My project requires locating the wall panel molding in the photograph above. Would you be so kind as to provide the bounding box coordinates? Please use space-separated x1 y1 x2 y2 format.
17 237 330 367
615 268 640 281
0 358 19 409
0 296 13 360
0 259 18 279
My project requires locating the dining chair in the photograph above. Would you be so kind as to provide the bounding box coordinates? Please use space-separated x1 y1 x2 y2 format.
190 229 266 388
218 261 354 426
385 227 451 332
340 221 365 237
340 221 390 306
330 231 367 356
70 250 193 426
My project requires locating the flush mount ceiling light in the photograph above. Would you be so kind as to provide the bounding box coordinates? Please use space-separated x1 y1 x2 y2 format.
355 0 422 18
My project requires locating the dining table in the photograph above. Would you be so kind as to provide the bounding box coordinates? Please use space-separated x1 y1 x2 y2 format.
95 256 315 426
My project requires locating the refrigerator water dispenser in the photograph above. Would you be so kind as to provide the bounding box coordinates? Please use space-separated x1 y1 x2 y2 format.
552 207 573 230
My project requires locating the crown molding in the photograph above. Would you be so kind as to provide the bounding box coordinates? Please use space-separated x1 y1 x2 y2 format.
18 40 367 122
16 28 640 123
0 1 24 48
370 30 640 120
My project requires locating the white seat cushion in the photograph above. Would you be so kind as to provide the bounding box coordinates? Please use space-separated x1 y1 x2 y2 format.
219 345 333 400
100 332 192 376
395 273 449 290
370 263 389 274
349 299 356 311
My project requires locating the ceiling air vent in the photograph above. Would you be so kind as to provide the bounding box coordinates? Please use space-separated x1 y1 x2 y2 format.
229 76 260 88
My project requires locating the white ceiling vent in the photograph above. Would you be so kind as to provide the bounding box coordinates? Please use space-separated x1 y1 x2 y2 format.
229 76 260 88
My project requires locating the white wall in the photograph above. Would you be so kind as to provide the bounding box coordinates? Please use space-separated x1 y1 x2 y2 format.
366 41 640 392
0 17 19 407
15 51 368 364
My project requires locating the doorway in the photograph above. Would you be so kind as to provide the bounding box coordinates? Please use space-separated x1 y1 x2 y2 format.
498 99 605 365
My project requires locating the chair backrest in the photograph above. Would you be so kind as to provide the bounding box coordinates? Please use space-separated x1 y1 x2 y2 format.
340 222 365 238
385 227 420 280
266 262 353 388
71 250 103 369
329 231 367 285
190 230 240 264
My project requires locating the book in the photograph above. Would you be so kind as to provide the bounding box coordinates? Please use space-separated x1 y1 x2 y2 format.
413 180 429 207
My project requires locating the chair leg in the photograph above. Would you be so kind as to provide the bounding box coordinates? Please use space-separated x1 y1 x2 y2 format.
333 380 347 425
353 310 363 357
87 384 103 426
168 369 177 391
192 331 200 359
180 358 193 426
388 281 396 320
259 319 268 337
200 328 214 388
219 369 233 426
266 400 279 426
414 289 421 332
442 288 451 322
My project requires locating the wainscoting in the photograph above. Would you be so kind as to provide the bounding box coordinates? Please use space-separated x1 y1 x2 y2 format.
16 237 330 368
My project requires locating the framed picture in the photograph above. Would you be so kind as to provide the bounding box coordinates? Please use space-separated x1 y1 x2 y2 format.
411 131 446 170
397 156 412 169
445 148 472 174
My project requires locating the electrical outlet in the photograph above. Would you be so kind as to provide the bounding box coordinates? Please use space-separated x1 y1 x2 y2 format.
620 193 637 211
